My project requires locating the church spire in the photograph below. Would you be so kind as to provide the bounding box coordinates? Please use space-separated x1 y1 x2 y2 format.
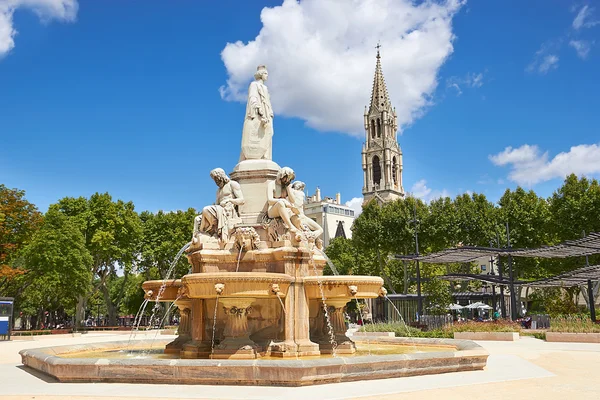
362 43 404 204
369 43 392 114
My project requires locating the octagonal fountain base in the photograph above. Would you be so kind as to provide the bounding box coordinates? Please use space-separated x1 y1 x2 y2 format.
19 337 488 386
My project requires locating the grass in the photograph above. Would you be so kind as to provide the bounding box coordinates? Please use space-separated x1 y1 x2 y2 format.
521 331 547 340
548 315 600 333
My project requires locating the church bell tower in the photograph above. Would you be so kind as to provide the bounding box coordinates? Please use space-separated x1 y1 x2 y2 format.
362 47 405 203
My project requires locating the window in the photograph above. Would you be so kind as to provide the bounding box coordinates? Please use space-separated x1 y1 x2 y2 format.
377 118 381 138
392 156 398 186
370 120 375 139
372 155 381 187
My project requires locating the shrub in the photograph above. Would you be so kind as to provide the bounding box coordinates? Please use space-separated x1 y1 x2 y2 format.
449 320 521 333
549 314 600 333
360 319 522 339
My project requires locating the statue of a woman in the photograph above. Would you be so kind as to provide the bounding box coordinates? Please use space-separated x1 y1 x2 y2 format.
240 65 274 161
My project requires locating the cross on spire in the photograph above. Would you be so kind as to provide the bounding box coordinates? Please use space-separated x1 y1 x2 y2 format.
375 41 381 58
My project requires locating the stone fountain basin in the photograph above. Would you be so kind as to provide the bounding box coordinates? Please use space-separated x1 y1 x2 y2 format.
19 337 488 386
303 275 384 300
142 279 182 302
182 272 293 299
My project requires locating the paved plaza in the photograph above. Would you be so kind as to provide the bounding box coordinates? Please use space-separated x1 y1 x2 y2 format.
1 332 599 399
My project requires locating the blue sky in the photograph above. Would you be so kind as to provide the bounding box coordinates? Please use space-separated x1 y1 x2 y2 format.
1 0 599 215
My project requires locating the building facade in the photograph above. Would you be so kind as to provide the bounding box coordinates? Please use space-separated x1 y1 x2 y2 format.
304 188 355 248
362 49 405 203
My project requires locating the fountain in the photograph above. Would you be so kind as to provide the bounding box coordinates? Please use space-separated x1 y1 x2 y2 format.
20 64 488 386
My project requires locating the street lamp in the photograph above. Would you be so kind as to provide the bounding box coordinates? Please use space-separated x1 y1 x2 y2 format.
490 235 507 318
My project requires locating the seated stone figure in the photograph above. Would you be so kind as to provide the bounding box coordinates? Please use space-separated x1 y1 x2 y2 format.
288 180 323 240
193 168 245 244
266 167 301 240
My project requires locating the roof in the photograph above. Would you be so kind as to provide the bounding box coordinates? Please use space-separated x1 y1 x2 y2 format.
394 232 600 263
510 232 600 258
368 50 392 114
520 264 600 287
438 273 516 285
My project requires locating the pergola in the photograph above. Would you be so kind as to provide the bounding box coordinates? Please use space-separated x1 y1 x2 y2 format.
394 232 600 321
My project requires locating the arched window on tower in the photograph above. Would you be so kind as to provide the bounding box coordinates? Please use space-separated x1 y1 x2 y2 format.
372 155 381 188
377 119 381 138
370 120 375 139
392 156 398 186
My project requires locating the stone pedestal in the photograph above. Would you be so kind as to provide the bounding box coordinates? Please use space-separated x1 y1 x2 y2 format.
230 159 280 225
165 299 192 354
320 299 355 354
211 298 259 359
181 299 211 359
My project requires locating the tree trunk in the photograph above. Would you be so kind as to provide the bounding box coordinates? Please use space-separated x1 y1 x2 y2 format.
100 284 117 326
76 295 87 328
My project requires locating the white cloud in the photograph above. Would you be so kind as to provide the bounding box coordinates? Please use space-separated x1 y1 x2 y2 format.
446 71 484 96
569 39 593 59
220 0 464 136
344 197 363 217
538 54 559 73
489 143 600 186
0 0 77 57
573 5 600 30
526 41 560 74
410 179 450 203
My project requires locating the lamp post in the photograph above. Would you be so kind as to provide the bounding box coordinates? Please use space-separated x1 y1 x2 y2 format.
506 222 518 321
488 255 497 315
491 234 507 318
410 202 423 322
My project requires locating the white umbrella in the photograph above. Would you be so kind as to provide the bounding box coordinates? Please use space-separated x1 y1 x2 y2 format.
465 302 487 309
477 304 492 310
448 304 463 310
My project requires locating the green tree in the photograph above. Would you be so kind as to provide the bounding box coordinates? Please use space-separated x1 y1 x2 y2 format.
18 209 93 327
138 208 196 280
498 187 551 279
452 193 499 247
548 174 600 241
52 193 142 326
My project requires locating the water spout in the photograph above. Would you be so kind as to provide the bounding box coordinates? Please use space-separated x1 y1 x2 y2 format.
215 283 225 295
211 295 220 353
348 285 358 296
353 295 371 356
235 244 244 273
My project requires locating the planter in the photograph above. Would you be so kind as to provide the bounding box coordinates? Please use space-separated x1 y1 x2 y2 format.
351 331 395 338
454 332 519 341
545 332 600 343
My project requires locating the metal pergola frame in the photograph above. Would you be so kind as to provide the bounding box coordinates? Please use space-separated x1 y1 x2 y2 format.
393 232 600 322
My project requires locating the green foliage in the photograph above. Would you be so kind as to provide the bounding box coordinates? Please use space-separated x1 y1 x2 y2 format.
19 208 93 310
529 287 582 316
422 277 453 315
51 193 143 325
521 331 546 340
549 315 600 333
117 273 146 316
325 237 377 276
449 320 522 333
360 322 432 337
138 208 196 279
361 320 522 339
